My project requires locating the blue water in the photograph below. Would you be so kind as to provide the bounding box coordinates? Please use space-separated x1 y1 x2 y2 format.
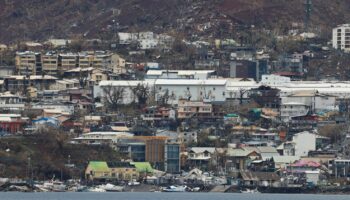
0 192 349 200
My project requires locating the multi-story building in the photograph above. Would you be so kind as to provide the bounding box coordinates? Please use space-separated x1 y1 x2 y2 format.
41 52 59 76
59 53 78 72
332 24 350 52
111 54 126 74
177 99 213 119
85 161 139 181
15 51 41 75
164 143 181 173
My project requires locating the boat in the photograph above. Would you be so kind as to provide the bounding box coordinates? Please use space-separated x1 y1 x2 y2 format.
240 188 260 194
128 180 141 186
86 187 106 192
35 181 66 192
162 185 187 192
98 183 124 192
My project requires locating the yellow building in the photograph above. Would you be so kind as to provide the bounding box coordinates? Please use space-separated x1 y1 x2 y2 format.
91 69 108 85
41 53 59 76
15 51 39 75
59 53 78 72
85 161 140 181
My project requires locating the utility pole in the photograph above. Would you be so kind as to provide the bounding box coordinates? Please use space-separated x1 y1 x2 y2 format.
304 0 312 32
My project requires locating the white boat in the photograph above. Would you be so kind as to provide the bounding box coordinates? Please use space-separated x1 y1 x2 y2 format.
35 181 66 192
99 183 124 192
162 185 187 192
86 187 106 192
240 188 260 194
128 180 140 186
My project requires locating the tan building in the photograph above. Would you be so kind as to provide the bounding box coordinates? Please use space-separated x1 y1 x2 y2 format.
41 53 59 76
0 44 7 52
177 99 212 119
15 51 40 75
78 51 113 69
111 54 126 74
85 161 139 181
59 53 78 72
91 69 108 85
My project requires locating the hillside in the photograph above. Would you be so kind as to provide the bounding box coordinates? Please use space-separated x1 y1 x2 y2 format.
1 0 350 44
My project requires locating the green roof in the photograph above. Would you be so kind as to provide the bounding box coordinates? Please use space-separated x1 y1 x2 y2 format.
88 161 109 171
131 162 153 173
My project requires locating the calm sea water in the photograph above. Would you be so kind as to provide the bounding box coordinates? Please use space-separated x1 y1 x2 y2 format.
0 192 349 200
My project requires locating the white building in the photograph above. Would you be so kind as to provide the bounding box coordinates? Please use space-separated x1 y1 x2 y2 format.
281 91 336 113
280 102 309 122
291 131 329 157
94 80 155 105
155 79 227 104
146 70 215 80
332 24 350 52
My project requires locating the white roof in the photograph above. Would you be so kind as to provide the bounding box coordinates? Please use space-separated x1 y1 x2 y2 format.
272 156 300 163
155 79 226 86
99 80 154 87
282 102 307 106
66 67 94 72
147 70 215 76
6 75 57 80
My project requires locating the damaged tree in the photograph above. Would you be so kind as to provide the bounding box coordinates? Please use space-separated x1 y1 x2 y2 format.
102 84 125 112
132 83 150 108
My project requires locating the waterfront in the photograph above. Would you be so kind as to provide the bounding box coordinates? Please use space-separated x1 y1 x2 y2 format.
0 192 349 200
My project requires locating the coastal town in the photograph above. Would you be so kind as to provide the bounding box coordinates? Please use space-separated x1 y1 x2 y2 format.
1 0 350 194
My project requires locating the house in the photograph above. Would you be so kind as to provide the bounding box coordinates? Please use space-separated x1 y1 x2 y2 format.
4 75 57 92
287 160 322 173
272 156 300 170
292 131 330 157
45 39 71 48
85 161 139 181
141 106 176 121
280 102 309 122
32 117 59 128
111 54 126 74
49 79 80 90
281 91 337 113
186 147 216 170
177 99 213 119
73 131 134 145
0 92 25 112
0 44 7 52
240 171 280 187
226 148 261 172
0 114 27 134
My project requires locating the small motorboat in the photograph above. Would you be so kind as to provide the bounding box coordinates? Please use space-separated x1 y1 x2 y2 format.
99 183 124 192
162 185 187 192
240 188 260 194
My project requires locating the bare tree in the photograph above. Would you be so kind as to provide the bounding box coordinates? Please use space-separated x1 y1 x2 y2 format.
102 85 125 112
132 83 150 107
79 70 91 89
158 89 170 106
239 88 249 105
